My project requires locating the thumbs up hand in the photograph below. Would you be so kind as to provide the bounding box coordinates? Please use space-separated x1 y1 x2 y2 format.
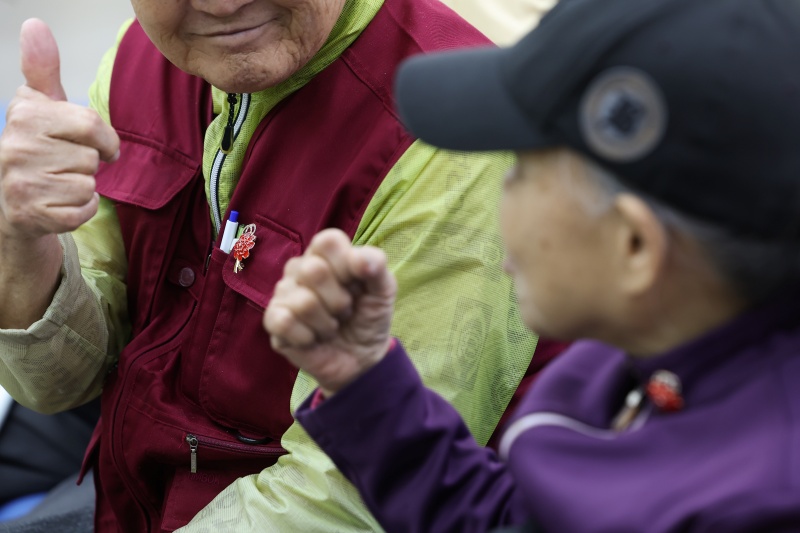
0 19 120 242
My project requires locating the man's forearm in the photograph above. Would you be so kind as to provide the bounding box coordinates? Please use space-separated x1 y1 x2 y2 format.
0 233 115 413
0 233 62 330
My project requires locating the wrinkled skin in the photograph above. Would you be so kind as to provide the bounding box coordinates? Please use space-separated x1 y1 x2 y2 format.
131 0 348 93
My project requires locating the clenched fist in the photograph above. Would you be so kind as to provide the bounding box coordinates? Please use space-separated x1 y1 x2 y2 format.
0 18 120 242
264 229 398 397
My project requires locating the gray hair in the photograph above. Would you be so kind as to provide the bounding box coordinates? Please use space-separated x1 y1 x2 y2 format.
576 157 800 304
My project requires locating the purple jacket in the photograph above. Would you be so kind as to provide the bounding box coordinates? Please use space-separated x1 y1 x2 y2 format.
297 297 800 532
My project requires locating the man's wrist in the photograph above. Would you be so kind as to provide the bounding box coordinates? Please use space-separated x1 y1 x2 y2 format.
318 337 396 398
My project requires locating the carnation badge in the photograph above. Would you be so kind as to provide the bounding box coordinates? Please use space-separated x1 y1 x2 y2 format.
232 224 257 274
645 370 684 413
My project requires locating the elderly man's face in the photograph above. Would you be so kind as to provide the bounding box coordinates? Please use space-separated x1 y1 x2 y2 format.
130 0 347 93
501 149 619 341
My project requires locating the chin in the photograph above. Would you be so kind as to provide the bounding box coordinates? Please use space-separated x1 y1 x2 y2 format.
518 308 544 335
193 56 302 93
520 308 567 341
210 79 274 94
203 71 292 93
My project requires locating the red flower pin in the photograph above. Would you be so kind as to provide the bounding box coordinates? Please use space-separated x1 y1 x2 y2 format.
646 370 684 413
232 224 257 273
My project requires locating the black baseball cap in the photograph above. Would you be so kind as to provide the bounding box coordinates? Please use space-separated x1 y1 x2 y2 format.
395 0 800 240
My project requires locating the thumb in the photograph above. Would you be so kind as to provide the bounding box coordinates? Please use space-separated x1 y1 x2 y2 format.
20 18 67 101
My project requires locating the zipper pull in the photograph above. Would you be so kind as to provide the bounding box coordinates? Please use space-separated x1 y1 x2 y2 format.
186 434 199 474
220 93 238 154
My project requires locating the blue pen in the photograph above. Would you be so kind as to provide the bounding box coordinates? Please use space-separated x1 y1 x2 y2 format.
220 211 239 254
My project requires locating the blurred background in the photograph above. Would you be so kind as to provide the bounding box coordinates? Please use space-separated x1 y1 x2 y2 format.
0 0 134 130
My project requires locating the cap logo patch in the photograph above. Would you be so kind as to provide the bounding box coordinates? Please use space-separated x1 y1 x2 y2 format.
579 67 667 162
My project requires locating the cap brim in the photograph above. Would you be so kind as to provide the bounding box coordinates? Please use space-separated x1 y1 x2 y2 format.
395 46 553 151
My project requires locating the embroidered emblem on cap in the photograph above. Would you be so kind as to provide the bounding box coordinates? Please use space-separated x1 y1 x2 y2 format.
579 67 667 162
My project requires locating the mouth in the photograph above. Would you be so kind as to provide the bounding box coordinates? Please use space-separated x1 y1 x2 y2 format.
196 19 277 48
204 22 265 37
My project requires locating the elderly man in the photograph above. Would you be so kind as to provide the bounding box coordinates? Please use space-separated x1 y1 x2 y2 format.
0 0 539 531
266 0 800 531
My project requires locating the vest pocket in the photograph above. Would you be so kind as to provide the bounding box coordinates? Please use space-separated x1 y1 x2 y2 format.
96 133 203 335
116 394 285 532
197 214 303 438
160 431 284 531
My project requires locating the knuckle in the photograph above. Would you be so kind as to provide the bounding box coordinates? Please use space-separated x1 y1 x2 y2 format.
2 175 30 203
60 209 91 231
75 181 97 205
13 85 37 101
6 95 29 120
266 303 284 324
273 278 294 298
2 205 23 226
6 97 47 131
308 232 327 250
294 290 319 317
270 307 296 336
2 202 38 230
328 291 353 315
269 334 284 352
0 145 13 171
299 256 329 284
263 305 275 331
75 108 100 138
1 139 37 169
109 129 121 152
82 148 101 172
80 109 113 147
283 256 301 276
310 230 337 253
4 106 29 132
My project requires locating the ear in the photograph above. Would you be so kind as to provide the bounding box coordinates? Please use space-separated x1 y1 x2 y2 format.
611 193 669 296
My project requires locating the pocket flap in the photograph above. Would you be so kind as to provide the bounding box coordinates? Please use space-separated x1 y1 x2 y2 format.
221 214 303 309
96 130 200 210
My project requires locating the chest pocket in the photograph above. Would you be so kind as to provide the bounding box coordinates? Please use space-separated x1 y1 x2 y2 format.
187 213 303 440
96 132 204 336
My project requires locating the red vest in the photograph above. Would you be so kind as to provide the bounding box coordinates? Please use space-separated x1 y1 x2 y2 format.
87 1 490 530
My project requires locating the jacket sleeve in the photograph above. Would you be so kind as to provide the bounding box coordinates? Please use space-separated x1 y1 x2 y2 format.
692 490 800 533
0 25 131 414
296 341 529 532
0 233 119 413
176 144 538 532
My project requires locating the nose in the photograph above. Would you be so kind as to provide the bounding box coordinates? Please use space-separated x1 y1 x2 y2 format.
190 0 254 17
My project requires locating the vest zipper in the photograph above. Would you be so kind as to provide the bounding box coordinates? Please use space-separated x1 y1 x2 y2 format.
107 304 199 531
184 432 286 474
220 93 238 155
186 434 199 473
210 92 251 234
